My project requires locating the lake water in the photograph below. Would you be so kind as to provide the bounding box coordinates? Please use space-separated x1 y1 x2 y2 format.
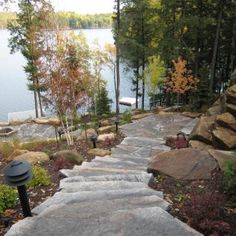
0 28 148 121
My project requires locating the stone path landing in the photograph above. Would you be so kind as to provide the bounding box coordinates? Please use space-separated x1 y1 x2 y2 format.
6 114 202 236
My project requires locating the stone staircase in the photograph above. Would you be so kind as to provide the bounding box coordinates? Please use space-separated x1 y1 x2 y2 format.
6 114 202 236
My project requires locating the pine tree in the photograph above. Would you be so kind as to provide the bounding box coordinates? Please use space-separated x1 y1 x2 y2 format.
8 0 53 117
96 86 111 115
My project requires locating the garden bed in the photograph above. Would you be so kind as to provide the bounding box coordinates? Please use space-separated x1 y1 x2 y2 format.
150 171 236 236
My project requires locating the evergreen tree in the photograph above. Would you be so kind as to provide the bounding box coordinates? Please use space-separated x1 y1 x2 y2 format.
96 86 111 115
8 0 53 117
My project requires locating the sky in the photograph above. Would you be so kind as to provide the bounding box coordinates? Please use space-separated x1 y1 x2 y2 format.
1 0 114 14
51 0 114 14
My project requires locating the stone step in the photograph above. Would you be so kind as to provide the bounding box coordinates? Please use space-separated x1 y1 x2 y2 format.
121 136 164 147
80 160 146 171
73 165 147 172
32 187 164 215
94 155 149 165
110 153 150 162
60 180 149 193
112 144 152 157
60 172 153 185
7 207 202 236
39 195 170 217
60 167 148 178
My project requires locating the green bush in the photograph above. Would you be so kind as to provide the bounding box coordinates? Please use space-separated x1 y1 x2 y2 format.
122 110 132 123
0 142 15 158
27 166 51 188
96 86 111 115
223 161 236 202
0 184 18 214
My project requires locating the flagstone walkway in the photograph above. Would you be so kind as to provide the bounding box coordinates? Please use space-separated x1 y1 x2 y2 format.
6 113 202 236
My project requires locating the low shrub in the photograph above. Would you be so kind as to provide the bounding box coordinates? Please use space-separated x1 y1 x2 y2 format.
223 161 236 203
53 158 71 171
0 142 15 159
27 166 51 188
183 192 229 235
122 110 132 123
0 184 18 214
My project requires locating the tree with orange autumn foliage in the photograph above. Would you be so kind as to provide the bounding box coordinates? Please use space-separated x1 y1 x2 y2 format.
166 57 199 105
37 31 91 145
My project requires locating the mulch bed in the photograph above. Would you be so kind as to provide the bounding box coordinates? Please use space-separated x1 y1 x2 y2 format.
0 132 124 236
150 171 236 236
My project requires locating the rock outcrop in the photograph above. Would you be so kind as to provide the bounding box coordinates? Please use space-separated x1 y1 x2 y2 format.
190 84 236 150
148 148 217 180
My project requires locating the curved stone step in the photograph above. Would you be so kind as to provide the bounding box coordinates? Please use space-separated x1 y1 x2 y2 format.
7 207 202 236
32 187 164 215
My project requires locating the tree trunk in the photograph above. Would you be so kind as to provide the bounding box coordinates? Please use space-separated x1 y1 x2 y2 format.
37 90 43 117
115 0 120 117
141 12 145 110
135 62 139 109
209 0 224 97
230 17 236 75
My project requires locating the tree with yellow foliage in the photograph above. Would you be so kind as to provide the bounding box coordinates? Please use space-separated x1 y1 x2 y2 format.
166 57 199 105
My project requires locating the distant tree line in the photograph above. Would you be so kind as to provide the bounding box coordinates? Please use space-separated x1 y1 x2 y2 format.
0 11 113 29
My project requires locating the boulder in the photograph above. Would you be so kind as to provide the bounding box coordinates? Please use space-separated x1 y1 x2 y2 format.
182 112 202 119
8 149 29 161
206 99 223 116
131 110 143 116
226 84 236 104
48 117 61 126
216 112 236 131
212 127 236 150
208 149 236 171
100 120 113 127
226 103 236 116
14 151 49 164
33 118 50 125
78 128 97 140
33 117 61 126
98 125 116 134
88 148 111 157
51 150 84 165
97 133 115 142
148 148 217 180
131 113 153 120
190 116 216 144
189 140 214 151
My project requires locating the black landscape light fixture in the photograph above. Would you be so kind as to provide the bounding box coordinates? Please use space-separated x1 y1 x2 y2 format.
4 160 33 218
115 119 119 133
90 135 97 148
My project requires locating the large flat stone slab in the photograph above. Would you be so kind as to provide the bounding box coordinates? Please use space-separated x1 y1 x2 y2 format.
81 159 146 170
32 188 164 215
60 181 149 193
7 207 202 236
148 148 218 180
60 173 153 185
60 167 147 178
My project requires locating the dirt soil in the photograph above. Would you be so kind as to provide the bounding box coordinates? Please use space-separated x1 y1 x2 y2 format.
150 171 236 236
